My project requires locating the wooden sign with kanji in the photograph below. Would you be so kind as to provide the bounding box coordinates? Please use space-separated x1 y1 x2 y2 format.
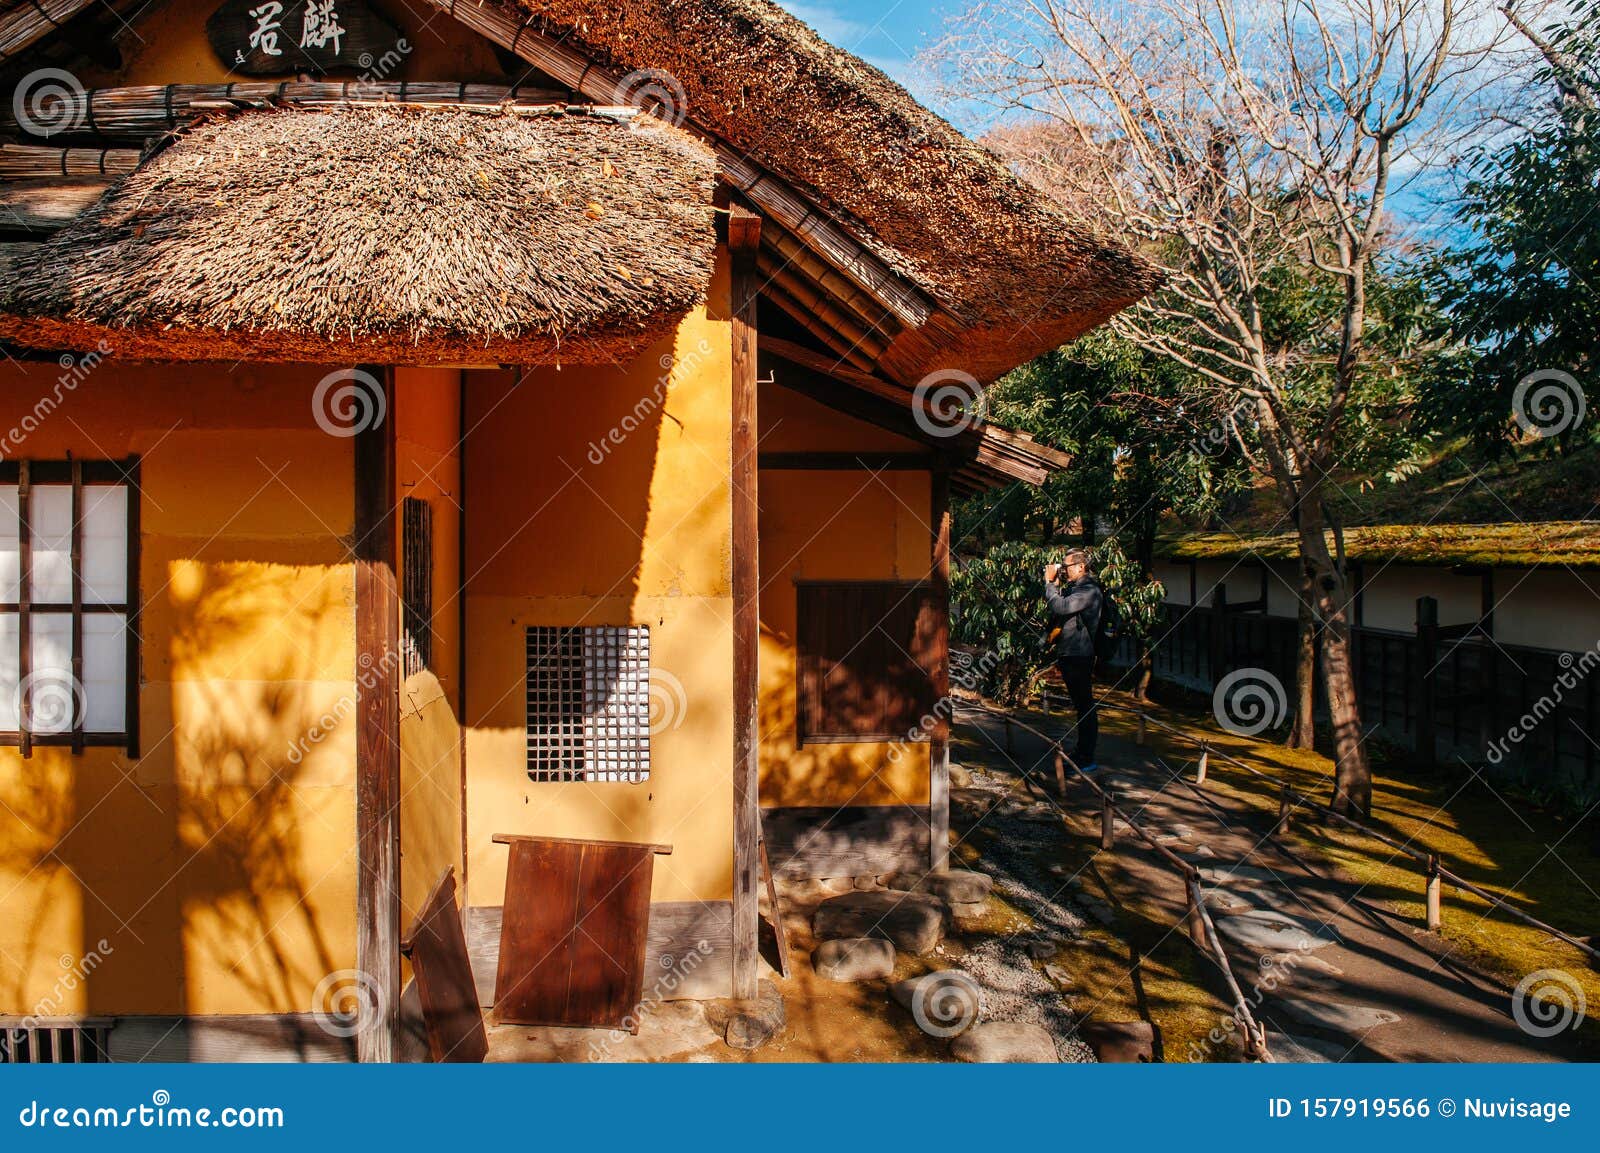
205 0 401 76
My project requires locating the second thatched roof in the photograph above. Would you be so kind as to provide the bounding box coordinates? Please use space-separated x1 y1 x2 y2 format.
0 104 720 364
510 0 1163 381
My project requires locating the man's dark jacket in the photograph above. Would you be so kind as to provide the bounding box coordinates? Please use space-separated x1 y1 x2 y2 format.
1045 576 1104 660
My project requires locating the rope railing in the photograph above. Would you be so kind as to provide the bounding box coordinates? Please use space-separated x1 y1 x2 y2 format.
965 699 1272 1061
1021 691 1600 967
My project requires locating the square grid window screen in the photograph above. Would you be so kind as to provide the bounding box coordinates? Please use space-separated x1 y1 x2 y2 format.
526 625 651 783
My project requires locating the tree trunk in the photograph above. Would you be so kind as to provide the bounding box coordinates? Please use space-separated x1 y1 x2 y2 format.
1285 561 1318 749
1134 640 1154 701
1296 507 1372 814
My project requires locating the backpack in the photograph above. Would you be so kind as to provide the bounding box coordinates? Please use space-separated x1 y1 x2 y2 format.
1093 592 1122 665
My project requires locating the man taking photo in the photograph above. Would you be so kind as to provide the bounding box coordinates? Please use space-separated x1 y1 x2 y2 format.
1044 549 1103 773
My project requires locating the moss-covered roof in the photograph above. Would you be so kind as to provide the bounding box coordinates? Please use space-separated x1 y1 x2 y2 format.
1157 522 1600 569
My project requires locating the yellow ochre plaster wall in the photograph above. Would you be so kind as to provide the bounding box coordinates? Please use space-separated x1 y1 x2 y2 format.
393 368 465 933
462 263 735 908
0 361 358 1019
754 383 936 809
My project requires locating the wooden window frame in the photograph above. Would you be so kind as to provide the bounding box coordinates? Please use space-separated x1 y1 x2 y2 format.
0 457 140 757
795 578 938 746
401 496 434 678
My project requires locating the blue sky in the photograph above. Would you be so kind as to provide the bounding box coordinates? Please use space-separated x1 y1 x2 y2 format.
775 1 955 96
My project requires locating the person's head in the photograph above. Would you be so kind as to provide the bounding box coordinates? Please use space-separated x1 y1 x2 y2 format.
1063 549 1091 582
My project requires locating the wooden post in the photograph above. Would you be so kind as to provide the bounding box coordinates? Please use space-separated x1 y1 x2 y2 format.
1196 740 1209 785
929 466 952 873
1053 749 1067 795
1186 878 1209 950
1425 854 1442 931
1415 596 1438 766
729 205 763 1000
1100 789 1115 850
354 365 400 1063
1136 712 1147 746
1004 715 1014 756
1276 784 1291 835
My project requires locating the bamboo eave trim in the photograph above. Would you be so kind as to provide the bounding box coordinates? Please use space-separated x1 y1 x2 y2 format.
424 0 939 331
0 144 140 179
0 0 91 59
0 82 585 135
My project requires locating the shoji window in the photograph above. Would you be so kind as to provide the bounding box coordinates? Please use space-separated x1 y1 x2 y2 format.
0 459 139 755
796 581 938 744
525 625 651 783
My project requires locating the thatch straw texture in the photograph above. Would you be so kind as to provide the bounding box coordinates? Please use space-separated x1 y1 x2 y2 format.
0 104 719 364
505 0 1163 378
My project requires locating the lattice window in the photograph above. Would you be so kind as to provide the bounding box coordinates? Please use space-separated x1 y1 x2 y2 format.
526 625 651 783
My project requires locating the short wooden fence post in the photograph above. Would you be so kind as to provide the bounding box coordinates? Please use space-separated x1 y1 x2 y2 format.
1196 740 1209 785
1425 854 1442 931
1100 789 1115 850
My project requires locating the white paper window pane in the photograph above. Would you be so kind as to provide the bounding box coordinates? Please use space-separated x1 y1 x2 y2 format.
83 614 126 733
26 613 75 734
30 486 72 605
0 486 18 604
0 613 17 730
81 486 128 605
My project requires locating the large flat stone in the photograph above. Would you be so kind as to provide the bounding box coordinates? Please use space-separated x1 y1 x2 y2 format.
950 1021 1058 1063
1276 997 1400 1035
903 869 993 905
814 890 948 955
1076 1020 1154 1063
889 970 983 1037
811 937 895 982
1215 910 1338 953
703 979 785 1051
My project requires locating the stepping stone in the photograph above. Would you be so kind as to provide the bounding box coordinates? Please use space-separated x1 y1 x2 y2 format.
1201 886 1256 912
1260 952 1344 989
1276 997 1400 1035
1042 962 1076 990
1076 1020 1155 1063
950 1021 1059 1063
811 937 895 982
1265 1031 1347 1063
901 869 994 905
704 979 785 1050
815 890 948 955
1198 863 1284 886
1215 910 1337 953
1026 938 1059 960
890 971 983 1037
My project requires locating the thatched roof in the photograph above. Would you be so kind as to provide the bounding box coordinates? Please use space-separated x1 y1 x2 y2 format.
509 0 1163 381
0 104 719 364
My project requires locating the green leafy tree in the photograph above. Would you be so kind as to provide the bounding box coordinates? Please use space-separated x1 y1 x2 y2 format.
952 537 1165 705
1421 2 1599 453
